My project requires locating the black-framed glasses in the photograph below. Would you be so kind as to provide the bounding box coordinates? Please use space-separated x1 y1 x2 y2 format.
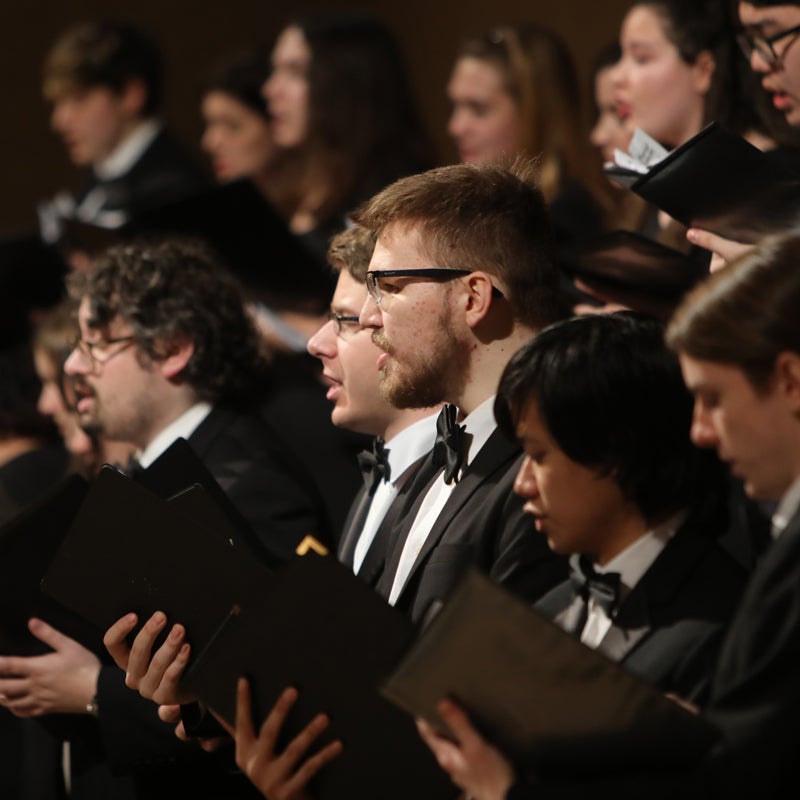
365 268 503 306
327 311 361 339
737 23 800 67
70 335 136 371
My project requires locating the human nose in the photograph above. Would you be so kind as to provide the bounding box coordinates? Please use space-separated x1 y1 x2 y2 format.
513 456 539 500
63 346 89 377
689 401 719 449
38 383 60 417
358 293 382 329
447 107 468 141
50 102 68 133
750 46 772 74
306 317 337 359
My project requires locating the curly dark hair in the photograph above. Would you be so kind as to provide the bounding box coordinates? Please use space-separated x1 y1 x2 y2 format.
67 238 267 404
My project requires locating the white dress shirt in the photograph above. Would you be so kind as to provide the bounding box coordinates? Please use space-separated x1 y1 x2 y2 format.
78 119 162 228
388 396 498 605
580 511 684 648
137 402 212 469
771 477 800 540
352 413 439 573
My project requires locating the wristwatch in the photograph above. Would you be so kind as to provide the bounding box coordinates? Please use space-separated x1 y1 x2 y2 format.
85 694 99 717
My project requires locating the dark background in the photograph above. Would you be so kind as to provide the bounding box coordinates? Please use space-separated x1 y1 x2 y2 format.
1 0 632 234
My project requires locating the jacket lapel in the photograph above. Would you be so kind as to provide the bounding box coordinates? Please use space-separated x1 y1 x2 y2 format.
596 515 712 662
392 429 519 603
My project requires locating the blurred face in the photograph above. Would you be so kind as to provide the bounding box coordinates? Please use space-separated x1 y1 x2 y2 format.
739 3 800 126
264 26 311 148
62 299 159 447
615 5 712 147
49 85 138 166
680 354 800 500
359 224 469 409
590 64 633 163
447 56 521 164
33 348 94 458
513 398 637 564
201 91 274 182
307 271 395 436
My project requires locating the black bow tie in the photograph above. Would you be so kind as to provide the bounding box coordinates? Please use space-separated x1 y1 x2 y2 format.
431 404 467 485
357 437 391 495
569 554 622 616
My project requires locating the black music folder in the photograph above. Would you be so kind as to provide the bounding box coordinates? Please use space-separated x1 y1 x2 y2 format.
0 473 102 656
382 570 720 778
41 466 271 665
607 122 800 242
40 466 455 800
561 230 710 319
182 552 456 800
135 437 269 563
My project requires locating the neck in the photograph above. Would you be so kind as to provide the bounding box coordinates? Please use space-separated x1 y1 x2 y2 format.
594 508 650 567
138 389 199 451
383 405 442 442
455 324 537 416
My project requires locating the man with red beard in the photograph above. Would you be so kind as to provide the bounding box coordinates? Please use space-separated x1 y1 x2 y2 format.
352 161 569 620
102 161 571 800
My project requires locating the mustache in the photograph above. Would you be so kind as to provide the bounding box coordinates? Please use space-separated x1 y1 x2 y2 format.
371 330 393 353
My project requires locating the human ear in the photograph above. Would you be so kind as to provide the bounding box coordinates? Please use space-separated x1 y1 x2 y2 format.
158 333 195 380
120 78 148 118
463 271 500 328
692 50 715 96
775 352 800 412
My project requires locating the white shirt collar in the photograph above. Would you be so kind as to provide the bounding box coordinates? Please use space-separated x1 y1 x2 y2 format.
137 402 213 469
383 412 439 485
771 477 800 539
595 509 685 593
459 395 498 469
94 119 161 180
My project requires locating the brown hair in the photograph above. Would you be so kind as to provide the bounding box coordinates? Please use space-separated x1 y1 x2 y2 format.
327 225 376 282
68 238 268 403
667 233 800 389
279 13 435 226
352 159 566 329
457 24 616 217
43 20 162 115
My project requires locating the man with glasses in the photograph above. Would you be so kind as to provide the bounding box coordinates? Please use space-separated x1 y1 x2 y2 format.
352 160 569 622
307 226 440 579
102 161 571 800
0 238 328 799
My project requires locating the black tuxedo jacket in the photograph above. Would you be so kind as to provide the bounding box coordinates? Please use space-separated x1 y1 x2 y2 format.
374 429 567 623
536 510 747 704
185 404 333 565
55 405 328 800
75 128 206 223
511 506 800 799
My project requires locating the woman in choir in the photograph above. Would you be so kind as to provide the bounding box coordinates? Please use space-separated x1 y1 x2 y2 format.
446 24 617 242
263 13 435 258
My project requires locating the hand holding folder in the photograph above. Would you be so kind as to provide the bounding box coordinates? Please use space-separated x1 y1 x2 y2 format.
41 466 456 800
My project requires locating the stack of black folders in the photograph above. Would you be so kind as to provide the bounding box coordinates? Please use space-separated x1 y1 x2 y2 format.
39 441 457 800
34 439 717 795
606 121 800 242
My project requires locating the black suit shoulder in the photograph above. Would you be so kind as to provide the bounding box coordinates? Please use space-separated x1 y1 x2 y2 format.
77 128 207 220
387 430 567 622
537 509 748 704
187 405 332 567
